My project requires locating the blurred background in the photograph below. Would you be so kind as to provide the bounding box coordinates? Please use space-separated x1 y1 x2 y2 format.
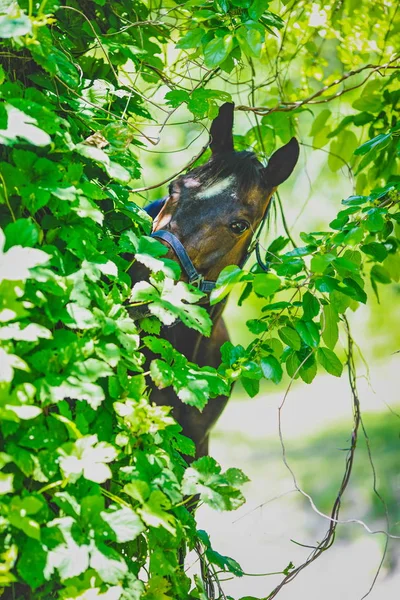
129 61 400 597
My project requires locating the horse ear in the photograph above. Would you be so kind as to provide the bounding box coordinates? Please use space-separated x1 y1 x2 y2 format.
210 102 235 155
263 137 300 187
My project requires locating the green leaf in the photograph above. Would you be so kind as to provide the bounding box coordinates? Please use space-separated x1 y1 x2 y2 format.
260 355 283 384
236 24 264 58
0 12 32 38
210 265 249 304
17 539 47 589
0 105 51 147
101 506 145 543
138 490 176 535
252 273 281 297
0 472 13 495
354 132 391 156
176 28 205 49
0 244 50 283
4 218 39 249
90 542 128 584
361 242 388 262
371 264 391 284
342 277 367 303
164 90 190 108
310 253 335 273
321 304 339 350
365 208 385 232
249 0 268 19
278 326 301 351
317 347 343 377
241 376 259 398
75 144 130 183
204 35 234 68
57 435 117 484
295 320 320 348
231 0 251 6
246 319 268 334
328 130 358 172
302 291 320 320
150 359 174 389
299 357 317 384
286 351 300 379
182 456 248 511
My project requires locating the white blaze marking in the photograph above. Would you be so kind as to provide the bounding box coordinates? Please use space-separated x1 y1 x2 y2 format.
184 177 201 188
196 175 236 200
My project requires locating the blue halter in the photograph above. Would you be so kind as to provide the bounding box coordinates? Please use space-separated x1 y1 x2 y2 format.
143 195 271 294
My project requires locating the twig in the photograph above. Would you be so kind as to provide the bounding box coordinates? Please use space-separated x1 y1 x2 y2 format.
130 141 209 193
236 58 400 116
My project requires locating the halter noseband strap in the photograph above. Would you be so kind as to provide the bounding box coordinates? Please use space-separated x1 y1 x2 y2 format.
150 229 216 293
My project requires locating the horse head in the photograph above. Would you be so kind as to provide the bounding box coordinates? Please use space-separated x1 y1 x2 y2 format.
151 103 299 286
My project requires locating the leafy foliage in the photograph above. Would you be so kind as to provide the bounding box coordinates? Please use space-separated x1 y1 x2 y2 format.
0 0 398 598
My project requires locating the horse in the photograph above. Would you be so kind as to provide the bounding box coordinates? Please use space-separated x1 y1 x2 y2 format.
137 102 299 460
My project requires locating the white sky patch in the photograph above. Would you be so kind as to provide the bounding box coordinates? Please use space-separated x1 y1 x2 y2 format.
196 175 236 200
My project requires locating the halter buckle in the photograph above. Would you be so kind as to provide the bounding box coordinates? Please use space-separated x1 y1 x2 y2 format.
189 273 204 289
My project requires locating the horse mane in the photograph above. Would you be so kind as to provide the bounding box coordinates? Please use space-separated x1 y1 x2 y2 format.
188 151 265 192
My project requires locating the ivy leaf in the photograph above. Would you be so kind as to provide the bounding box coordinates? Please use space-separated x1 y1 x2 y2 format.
90 542 128 584
0 12 32 38
317 347 343 377
0 230 50 281
46 517 90 580
100 506 145 543
182 456 248 511
57 435 117 484
0 472 14 495
236 24 264 58
0 105 51 147
4 218 39 249
150 359 174 389
138 490 176 535
16 539 47 589
75 144 130 183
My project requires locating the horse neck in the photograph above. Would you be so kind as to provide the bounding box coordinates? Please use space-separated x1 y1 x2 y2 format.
162 298 226 367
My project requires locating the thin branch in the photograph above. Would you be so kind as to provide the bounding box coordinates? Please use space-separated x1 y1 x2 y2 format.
130 141 209 193
236 58 400 116
266 319 361 598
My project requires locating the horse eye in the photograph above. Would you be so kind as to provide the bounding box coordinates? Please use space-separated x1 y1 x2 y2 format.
230 220 250 234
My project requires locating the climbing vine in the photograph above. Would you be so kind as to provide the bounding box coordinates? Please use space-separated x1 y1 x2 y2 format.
0 0 398 599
